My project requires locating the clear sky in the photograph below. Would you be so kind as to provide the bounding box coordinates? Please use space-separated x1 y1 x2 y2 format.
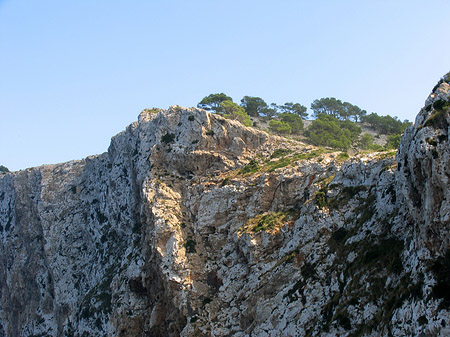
1 0 449 171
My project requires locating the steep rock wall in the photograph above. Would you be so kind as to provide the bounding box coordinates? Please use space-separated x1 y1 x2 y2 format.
0 85 449 337
396 82 450 255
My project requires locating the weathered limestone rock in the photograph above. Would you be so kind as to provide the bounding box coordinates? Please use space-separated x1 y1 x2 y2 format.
397 82 450 255
0 87 449 337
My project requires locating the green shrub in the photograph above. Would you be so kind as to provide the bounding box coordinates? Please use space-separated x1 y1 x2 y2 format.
221 101 252 126
340 119 362 139
337 152 350 161
247 212 290 232
362 112 411 135
424 102 449 129
238 149 328 177
315 191 327 208
240 96 268 117
360 133 387 151
306 114 359 150
145 108 160 114
359 133 375 150
266 156 293 172
377 150 397 160
385 134 402 149
271 149 293 158
239 159 259 175
291 149 326 161
279 113 304 134
269 120 292 134
433 99 449 111
161 133 175 144
197 93 232 113
220 177 230 186
265 149 327 174
184 239 196 253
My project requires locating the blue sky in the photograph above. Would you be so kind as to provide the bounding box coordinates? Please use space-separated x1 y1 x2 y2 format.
1 0 449 171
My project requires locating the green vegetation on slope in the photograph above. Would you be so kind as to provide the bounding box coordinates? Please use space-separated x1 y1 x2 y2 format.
197 88 414 151
238 148 328 177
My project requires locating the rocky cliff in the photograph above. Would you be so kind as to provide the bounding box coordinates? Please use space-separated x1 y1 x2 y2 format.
0 83 449 336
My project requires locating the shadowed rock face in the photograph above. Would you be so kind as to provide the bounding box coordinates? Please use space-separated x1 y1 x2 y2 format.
0 88 450 337
396 82 450 255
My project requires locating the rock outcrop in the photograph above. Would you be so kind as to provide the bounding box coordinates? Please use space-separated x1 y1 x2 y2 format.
0 83 449 336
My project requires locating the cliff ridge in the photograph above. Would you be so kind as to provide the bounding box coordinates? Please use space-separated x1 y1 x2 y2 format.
0 84 449 336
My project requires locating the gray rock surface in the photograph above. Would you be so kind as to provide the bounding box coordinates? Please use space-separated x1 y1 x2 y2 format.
0 85 449 336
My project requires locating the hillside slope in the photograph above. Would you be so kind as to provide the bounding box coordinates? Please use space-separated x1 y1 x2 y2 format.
0 83 449 336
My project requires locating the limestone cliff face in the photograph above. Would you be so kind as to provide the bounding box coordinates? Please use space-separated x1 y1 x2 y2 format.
396 82 450 255
1 84 450 337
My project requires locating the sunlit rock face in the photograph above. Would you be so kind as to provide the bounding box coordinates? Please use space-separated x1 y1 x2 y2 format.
1 87 450 337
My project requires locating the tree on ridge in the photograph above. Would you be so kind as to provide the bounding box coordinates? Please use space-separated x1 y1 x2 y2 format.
198 93 232 113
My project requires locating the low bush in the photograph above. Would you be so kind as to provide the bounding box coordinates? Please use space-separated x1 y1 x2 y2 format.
161 133 175 144
239 159 259 175
271 149 293 159
424 103 449 129
306 114 360 150
269 120 292 134
315 191 327 208
279 113 304 134
247 212 290 232
184 239 196 253
337 152 350 161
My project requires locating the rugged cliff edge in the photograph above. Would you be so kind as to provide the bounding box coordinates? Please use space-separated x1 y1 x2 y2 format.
1 84 449 336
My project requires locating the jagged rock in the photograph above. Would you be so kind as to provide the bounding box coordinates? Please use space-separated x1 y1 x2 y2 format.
397 82 450 256
0 87 449 336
